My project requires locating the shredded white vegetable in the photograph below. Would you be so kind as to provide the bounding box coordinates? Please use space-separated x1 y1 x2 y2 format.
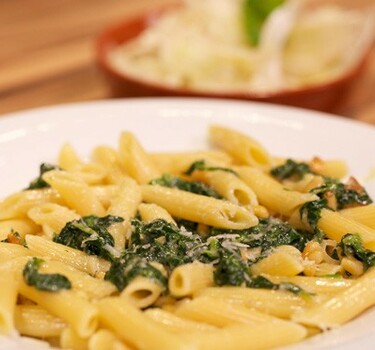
108 0 374 93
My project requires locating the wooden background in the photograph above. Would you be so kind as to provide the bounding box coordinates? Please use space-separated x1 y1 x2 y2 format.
0 0 374 124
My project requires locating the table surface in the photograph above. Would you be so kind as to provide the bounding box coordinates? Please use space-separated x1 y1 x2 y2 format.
1 0 374 125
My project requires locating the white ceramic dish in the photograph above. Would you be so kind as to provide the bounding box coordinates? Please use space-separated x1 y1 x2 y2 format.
0 98 375 349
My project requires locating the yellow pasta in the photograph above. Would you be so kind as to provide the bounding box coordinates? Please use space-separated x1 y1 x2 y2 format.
58 143 82 170
293 267 375 329
309 158 348 179
18 278 99 338
190 322 307 350
0 243 32 263
250 245 304 277
138 203 176 224
195 287 311 319
209 125 272 168
25 235 110 276
97 297 195 350
60 326 89 350
107 177 142 248
118 131 161 184
0 188 64 220
121 276 164 309
43 170 105 216
169 262 214 297
0 218 40 240
88 329 132 350
191 169 258 208
141 185 258 229
150 150 232 174
91 145 128 185
14 304 66 338
38 259 116 299
144 308 218 334
71 162 108 185
318 209 375 250
0 270 18 335
27 203 79 239
235 166 319 216
340 204 375 230
175 296 293 327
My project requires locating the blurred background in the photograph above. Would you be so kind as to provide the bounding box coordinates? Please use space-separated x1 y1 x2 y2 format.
0 0 374 123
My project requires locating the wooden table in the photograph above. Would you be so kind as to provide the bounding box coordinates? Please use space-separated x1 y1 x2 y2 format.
1 0 374 124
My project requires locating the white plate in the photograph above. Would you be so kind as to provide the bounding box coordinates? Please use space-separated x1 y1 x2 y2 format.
1 97 375 350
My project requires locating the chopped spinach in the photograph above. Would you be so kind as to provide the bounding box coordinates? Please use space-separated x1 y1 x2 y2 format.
183 160 237 176
311 177 372 210
211 218 309 254
339 234 375 271
105 254 167 292
53 215 123 261
149 174 222 198
104 218 309 296
23 257 71 292
271 159 312 181
130 219 202 270
299 198 328 240
243 0 285 46
214 248 251 286
26 163 60 190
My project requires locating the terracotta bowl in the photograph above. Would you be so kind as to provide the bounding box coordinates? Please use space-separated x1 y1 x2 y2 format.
95 6 373 112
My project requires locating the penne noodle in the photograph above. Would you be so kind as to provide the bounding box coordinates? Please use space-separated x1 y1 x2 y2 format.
141 185 258 229
293 267 375 329
121 276 164 309
43 170 106 216
150 151 232 175
118 131 161 185
15 305 66 338
235 166 319 216
339 205 375 230
169 262 214 298
25 235 110 276
18 280 99 338
97 297 195 350
209 125 273 168
0 270 18 335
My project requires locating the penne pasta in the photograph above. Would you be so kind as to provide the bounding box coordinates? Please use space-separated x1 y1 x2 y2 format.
209 125 273 168
141 185 258 229
15 305 66 338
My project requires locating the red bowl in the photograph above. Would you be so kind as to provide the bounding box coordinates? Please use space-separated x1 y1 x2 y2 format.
96 5 372 112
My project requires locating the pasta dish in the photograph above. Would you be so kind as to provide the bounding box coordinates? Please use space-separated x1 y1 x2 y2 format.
1 124 375 349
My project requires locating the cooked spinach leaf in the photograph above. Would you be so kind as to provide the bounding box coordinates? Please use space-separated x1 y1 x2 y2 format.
184 160 237 176
54 215 123 261
214 248 251 286
23 257 71 292
211 218 309 254
105 254 168 292
339 234 375 271
26 163 60 190
130 219 201 270
150 174 222 198
271 159 312 181
311 177 372 210
299 198 327 240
